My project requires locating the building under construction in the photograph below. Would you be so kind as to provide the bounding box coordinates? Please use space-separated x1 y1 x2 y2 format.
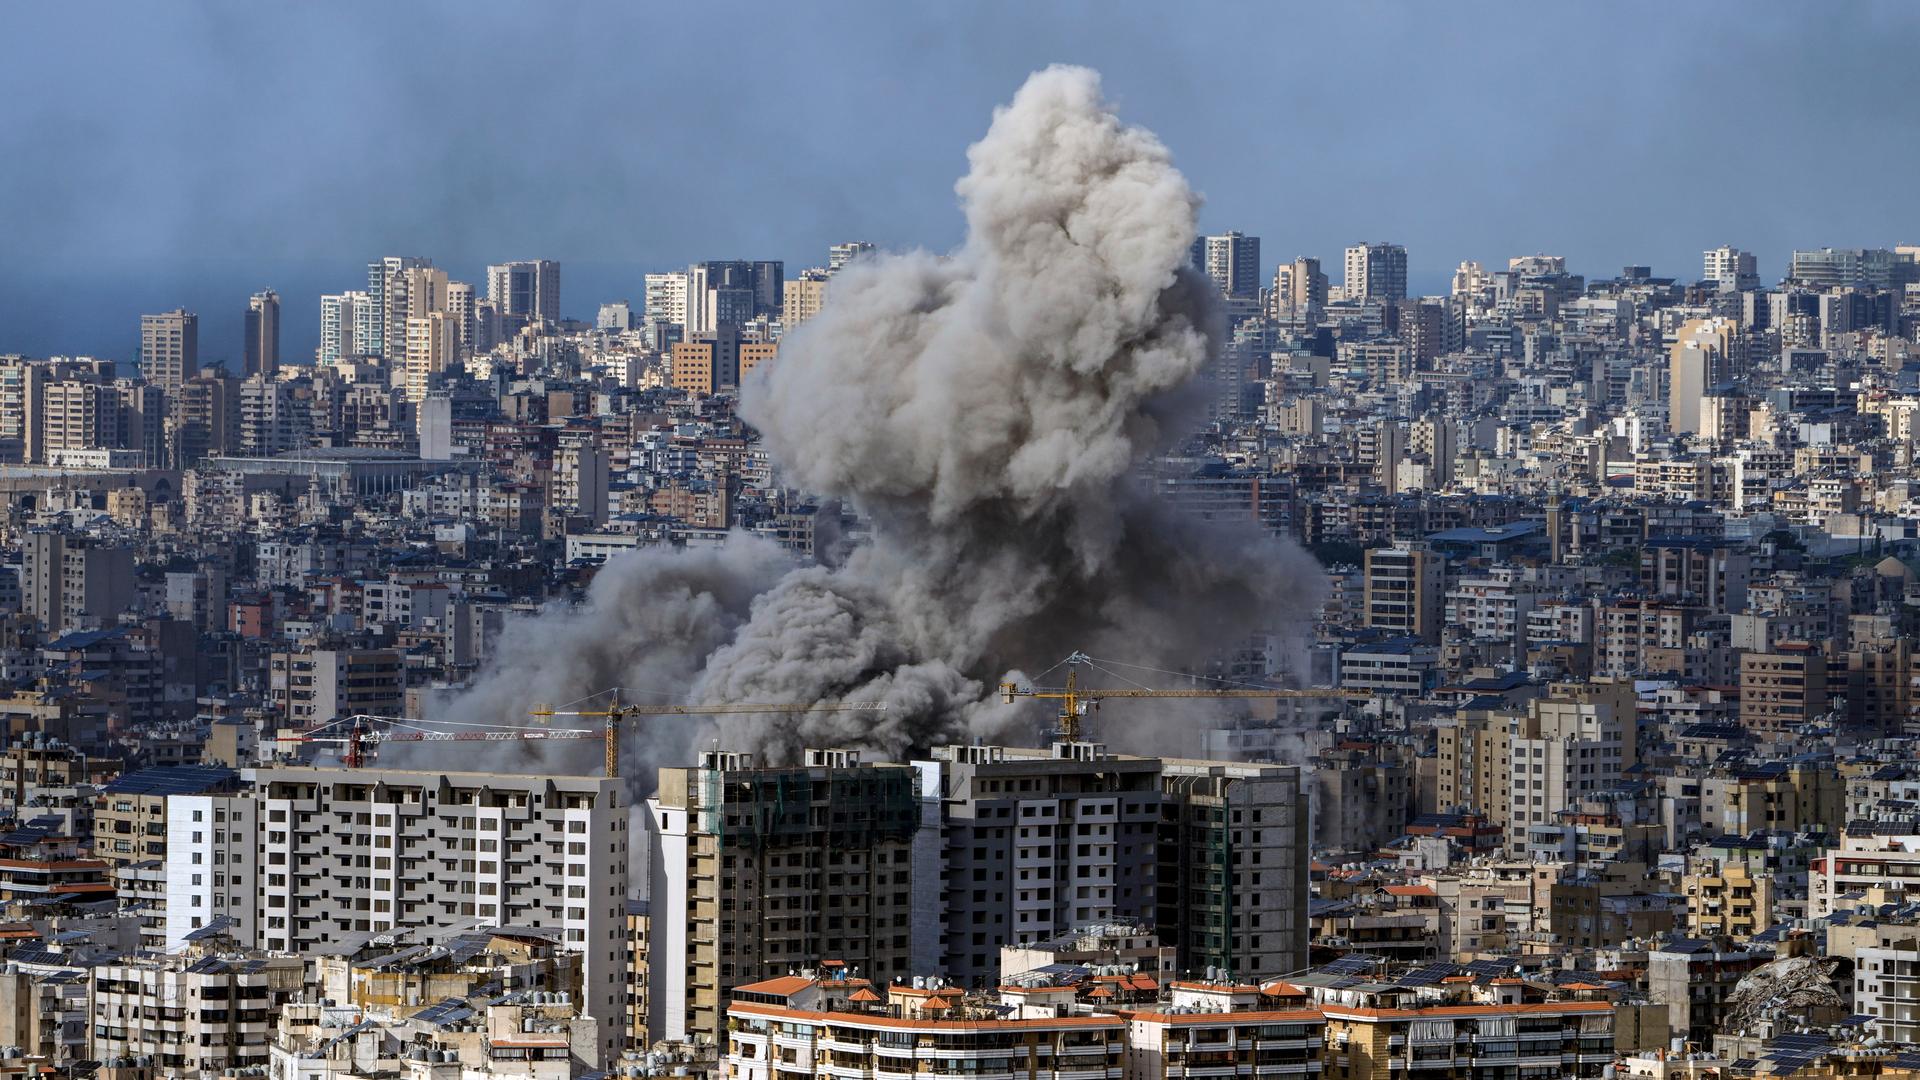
644 748 925 1044
1158 757 1310 981
923 741 1309 988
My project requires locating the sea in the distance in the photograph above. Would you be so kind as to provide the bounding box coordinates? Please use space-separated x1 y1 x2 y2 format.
0 259 656 371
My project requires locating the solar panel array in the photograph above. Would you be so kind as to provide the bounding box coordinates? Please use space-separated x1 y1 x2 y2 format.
101 765 238 796
1396 963 1460 987
0 824 56 846
1770 1033 1832 1050
1318 955 1381 976
415 998 477 1027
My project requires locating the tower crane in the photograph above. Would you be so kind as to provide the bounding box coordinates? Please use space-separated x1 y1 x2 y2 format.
291 693 887 777
531 691 887 777
1000 652 1371 741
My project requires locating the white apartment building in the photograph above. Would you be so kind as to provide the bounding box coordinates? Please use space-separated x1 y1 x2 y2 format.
1852 937 1920 1044
1814 833 1920 917
1445 568 1546 653
318 292 365 364
164 766 629 1062
89 953 304 1076
163 792 262 952
403 311 456 403
1703 246 1758 290
643 272 689 327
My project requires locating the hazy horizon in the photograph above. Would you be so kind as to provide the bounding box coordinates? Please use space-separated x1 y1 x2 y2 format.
5 2 1919 364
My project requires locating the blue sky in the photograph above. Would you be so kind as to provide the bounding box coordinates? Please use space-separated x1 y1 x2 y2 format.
3 2 1917 363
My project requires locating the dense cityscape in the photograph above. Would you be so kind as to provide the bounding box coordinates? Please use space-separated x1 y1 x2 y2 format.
6 29 1920 1080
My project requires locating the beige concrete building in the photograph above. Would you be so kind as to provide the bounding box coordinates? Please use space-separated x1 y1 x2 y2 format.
782 269 830 328
89 952 304 1075
1363 543 1444 643
739 341 777 381
402 310 456 403
1433 711 1512 827
140 308 198 389
624 900 650 1056
1668 317 1738 435
21 531 134 635
1682 863 1772 939
1740 642 1831 736
1505 680 1638 850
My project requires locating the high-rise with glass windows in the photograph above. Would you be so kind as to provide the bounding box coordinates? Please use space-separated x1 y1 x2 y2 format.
243 289 279 378
1190 231 1261 298
1343 241 1409 301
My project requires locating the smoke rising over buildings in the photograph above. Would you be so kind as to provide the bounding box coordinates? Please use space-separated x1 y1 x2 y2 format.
442 65 1323 783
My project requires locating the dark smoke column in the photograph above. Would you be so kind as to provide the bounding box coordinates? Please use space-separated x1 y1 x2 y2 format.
697 65 1324 761
439 65 1324 783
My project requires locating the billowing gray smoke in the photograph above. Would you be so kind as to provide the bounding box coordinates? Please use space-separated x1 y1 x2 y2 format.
442 64 1324 782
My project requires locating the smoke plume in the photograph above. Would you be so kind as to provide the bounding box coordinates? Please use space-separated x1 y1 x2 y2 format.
443 64 1324 782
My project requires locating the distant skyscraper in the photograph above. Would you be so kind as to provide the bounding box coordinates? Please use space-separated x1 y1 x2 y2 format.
748 260 784 317
1190 231 1261 298
445 281 476 355
471 297 503 353
1270 256 1327 312
1451 260 1490 300
353 296 383 363
140 309 198 389
682 261 782 331
597 301 633 331
400 266 449 321
1789 247 1900 290
318 292 364 364
782 269 831 329
366 256 433 360
243 289 280 378
1703 246 1759 290
486 259 561 330
828 242 875 273
402 312 456 403
644 272 689 327
1669 317 1739 435
1343 242 1409 302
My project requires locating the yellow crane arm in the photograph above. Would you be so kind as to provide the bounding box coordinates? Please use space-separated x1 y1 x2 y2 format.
531 701 887 718
529 697 887 778
1002 688 1369 701
1000 655 1369 740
